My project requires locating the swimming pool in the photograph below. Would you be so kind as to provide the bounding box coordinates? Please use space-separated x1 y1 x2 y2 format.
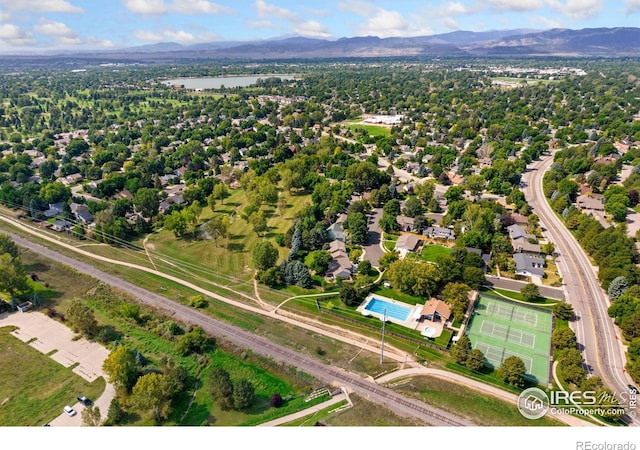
364 298 412 322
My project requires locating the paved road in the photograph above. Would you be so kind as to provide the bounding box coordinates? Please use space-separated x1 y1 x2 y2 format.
485 275 565 300
6 231 469 426
362 207 384 266
522 153 638 425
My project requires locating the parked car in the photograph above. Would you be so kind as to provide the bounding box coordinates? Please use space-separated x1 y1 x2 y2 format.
77 394 91 406
628 385 638 395
63 405 76 416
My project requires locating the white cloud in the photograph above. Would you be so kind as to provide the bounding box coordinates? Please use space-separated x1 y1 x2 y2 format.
444 17 460 30
0 9 9 21
254 0 298 21
626 0 640 12
534 15 564 28
124 0 233 15
339 3 430 38
245 20 279 30
441 2 474 15
0 23 35 46
35 19 76 37
545 0 605 19
134 28 197 43
291 20 332 38
0 0 82 13
169 0 233 14
486 0 545 11
124 0 167 14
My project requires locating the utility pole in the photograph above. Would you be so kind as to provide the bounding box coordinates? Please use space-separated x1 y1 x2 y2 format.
380 307 387 364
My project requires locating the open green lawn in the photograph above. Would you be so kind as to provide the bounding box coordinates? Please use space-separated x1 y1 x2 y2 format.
345 123 391 138
392 375 563 426
483 287 558 306
0 326 105 426
420 244 452 262
491 77 559 85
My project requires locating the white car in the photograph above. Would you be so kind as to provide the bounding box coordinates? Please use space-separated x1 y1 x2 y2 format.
63 405 76 417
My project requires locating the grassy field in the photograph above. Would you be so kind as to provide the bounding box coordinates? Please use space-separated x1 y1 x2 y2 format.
483 287 558 306
491 77 559 86
345 123 392 138
0 326 105 426
420 244 452 262
392 375 563 426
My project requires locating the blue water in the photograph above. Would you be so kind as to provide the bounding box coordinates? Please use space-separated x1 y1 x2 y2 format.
365 298 411 322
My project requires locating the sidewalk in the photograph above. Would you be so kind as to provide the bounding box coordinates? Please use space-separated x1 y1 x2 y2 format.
258 389 351 426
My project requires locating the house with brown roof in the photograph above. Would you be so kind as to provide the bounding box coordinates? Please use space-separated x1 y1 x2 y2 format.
576 193 604 211
395 234 421 258
418 298 452 323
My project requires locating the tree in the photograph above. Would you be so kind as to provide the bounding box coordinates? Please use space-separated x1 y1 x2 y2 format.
248 209 268 236
270 393 284 408
304 249 332 274
553 302 575 320
209 366 234 410
0 254 29 299
441 282 471 322
131 373 173 422
102 346 138 392
340 284 362 307
358 260 372 277
465 349 486 371
251 241 279 271
541 242 555 255
233 378 256 411
608 276 630 300
205 215 229 247
451 335 471 364
213 183 228 204
498 356 526 387
106 399 125 425
176 325 214 356
462 266 485 290
133 188 159 219
67 298 98 338
0 233 19 259
347 211 368 244
402 196 423 218
81 405 102 426
378 251 398 270
552 327 577 350
520 283 540 302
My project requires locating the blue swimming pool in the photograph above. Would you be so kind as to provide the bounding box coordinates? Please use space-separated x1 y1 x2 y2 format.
364 298 412 322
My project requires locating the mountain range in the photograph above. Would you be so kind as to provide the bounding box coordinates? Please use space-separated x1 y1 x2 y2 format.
4 27 640 64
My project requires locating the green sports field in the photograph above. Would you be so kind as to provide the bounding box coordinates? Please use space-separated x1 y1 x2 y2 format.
465 294 553 386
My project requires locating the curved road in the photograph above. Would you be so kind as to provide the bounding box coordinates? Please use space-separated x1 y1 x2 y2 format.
523 153 637 425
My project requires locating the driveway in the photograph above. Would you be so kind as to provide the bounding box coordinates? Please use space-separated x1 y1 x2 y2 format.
362 208 384 266
0 311 114 426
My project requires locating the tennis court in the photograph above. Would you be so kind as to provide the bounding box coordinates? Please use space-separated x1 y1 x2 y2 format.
465 294 553 385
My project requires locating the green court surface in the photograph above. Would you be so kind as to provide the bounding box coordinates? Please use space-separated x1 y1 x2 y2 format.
465 294 553 386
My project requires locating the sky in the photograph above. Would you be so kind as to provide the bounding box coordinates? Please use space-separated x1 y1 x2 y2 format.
0 0 640 51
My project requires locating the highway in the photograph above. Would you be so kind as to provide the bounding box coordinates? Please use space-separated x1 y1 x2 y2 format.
522 152 638 425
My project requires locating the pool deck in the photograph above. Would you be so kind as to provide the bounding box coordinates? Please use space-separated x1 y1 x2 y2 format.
358 293 446 337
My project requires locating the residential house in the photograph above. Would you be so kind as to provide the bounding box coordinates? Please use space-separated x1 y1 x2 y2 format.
418 298 452 323
70 203 93 224
327 214 348 242
51 219 72 232
576 194 604 211
507 224 541 254
395 234 421 258
326 240 353 280
424 226 455 241
513 253 545 281
396 215 415 232
43 202 65 219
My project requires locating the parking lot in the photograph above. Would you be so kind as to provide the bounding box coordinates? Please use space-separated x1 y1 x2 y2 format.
0 310 114 426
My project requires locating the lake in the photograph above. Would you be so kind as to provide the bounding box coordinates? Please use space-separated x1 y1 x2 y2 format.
162 74 295 90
